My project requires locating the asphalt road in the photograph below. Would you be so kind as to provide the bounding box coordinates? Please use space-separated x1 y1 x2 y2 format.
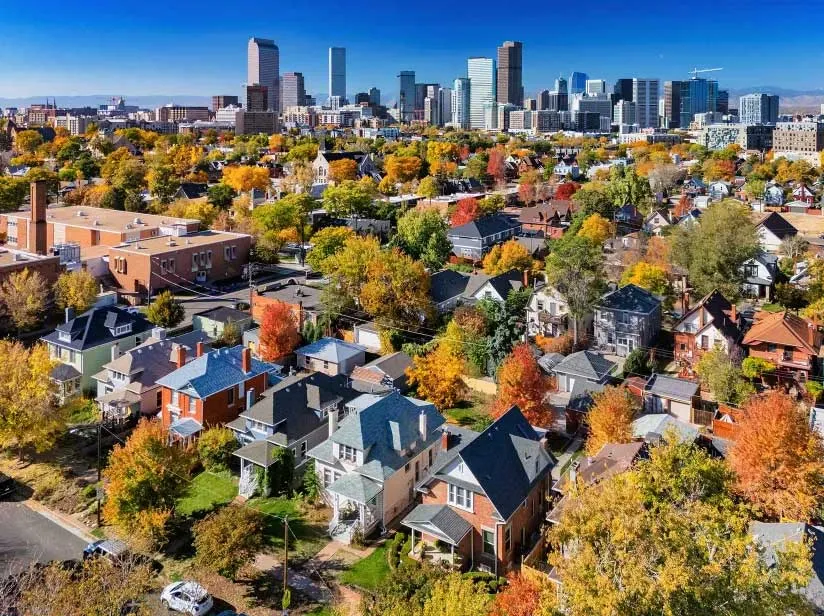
0 502 87 576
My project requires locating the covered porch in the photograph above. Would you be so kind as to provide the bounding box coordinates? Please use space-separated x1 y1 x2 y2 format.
402 504 472 570
50 363 82 405
234 439 279 498
168 417 203 446
96 390 140 423
326 474 383 545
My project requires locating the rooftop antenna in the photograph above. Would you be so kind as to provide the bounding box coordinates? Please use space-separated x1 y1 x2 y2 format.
689 67 723 79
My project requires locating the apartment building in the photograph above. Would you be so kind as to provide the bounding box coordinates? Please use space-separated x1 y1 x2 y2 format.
773 122 824 164
155 105 210 123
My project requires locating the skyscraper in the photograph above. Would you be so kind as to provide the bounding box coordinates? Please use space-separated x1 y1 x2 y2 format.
280 72 306 110
679 78 718 128
368 87 381 106
613 79 634 103
328 47 346 104
663 81 682 128
586 79 607 96
569 72 588 94
398 71 415 122
468 57 496 130
537 89 550 110
554 76 568 94
717 90 729 114
247 38 279 112
245 84 269 112
452 77 470 129
439 87 452 125
496 41 523 106
739 93 780 125
632 78 659 129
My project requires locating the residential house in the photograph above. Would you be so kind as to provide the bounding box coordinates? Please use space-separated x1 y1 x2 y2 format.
615 204 643 231
307 392 445 543
565 380 607 434
673 290 743 374
403 406 555 574
312 150 378 183
518 201 574 239
553 162 580 179
756 212 798 253
350 352 413 394
447 215 522 261
526 286 570 337
792 184 816 205
764 184 784 206
553 350 616 393
93 330 211 421
642 209 672 236
708 180 732 200
682 177 706 195
642 373 700 424
43 306 155 395
463 269 530 304
175 183 209 200
230 372 357 497
251 281 323 328
693 195 711 209
677 208 702 228
742 310 822 383
429 269 471 313
156 345 280 443
786 200 811 214
295 337 366 376
631 413 700 444
192 306 253 340
741 252 781 300
593 284 662 357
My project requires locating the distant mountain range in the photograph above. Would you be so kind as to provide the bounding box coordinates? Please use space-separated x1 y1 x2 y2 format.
727 87 824 113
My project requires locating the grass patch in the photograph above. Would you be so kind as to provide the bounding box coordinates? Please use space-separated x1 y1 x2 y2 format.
558 448 585 477
63 398 98 425
444 393 494 431
176 471 237 516
340 546 390 591
248 497 328 559
305 607 335 616
760 303 784 313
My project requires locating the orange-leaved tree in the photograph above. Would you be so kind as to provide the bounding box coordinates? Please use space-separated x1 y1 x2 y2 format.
729 390 824 521
492 343 553 426
490 573 545 616
450 197 480 227
259 301 300 362
482 239 533 275
406 343 467 409
585 386 636 455
328 158 358 183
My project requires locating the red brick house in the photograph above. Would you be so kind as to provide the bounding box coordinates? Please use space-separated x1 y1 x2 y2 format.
402 406 555 575
742 311 821 383
673 290 743 376
156 344 280 442
518 201 574 239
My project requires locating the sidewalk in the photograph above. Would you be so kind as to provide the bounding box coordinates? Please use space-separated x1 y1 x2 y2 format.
23 499 96 544
551 437 583 481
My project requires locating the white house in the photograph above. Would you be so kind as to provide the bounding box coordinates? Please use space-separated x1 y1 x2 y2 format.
755 212 798 253
643 209 672 236
741 252 780 300
526 286 571 337
708 181 732 200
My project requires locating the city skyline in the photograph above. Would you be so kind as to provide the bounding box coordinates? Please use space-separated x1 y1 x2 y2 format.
1 0 821 102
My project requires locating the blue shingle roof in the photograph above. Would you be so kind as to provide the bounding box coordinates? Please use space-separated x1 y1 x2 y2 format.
296 337 365 363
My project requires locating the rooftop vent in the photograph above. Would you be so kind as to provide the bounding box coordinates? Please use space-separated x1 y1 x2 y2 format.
76 210 86 217
134 217 143 225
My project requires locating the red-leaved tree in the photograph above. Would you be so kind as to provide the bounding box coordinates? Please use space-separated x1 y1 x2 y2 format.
487 148 507 185
490 573 544 616
258 301 300 362
554 182 580 200
493 343 554 426
518 181 537 205
450 197 480 227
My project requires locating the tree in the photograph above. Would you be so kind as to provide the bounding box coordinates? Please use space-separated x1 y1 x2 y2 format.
492 344 553 426
0 268 48 331
571 182 613 218
671 200 759 299
406 343 467 409
306 226 355 272
774 283 807 312
360 248 432 329
482 239 533 275
802 296 824 323
194 505 264 579
259 301 300 361
13 130 43 154
54 270 98 314
623 347 653 377
695 347 754 406
146 162 179 204
394 209 452 270
321 235 381 310
322 179 376 219
384 155 422 183
647 163 683 195
779 236 809 264
145 290 184 329
463 153 489 182
251 193 311 246
547 438 814 616
479 194 505 216
450 197 479 227
101 148 146 193
741 357 776 385
546 236 605 345
222 165 270 192
103 419 193 550
577 213 612 245
585 386 636 455
328 158 359 183
285 142 318 162
207 183 235 208
197 427 238 472
555 181 580 201
421 574 490 616
620 261 671 297
417 176 440 198
487 147 507 185
730 391 824 521
490 573 545 616
0 177 28 213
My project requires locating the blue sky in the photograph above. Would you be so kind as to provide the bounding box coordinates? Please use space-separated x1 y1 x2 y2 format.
0 0 820 102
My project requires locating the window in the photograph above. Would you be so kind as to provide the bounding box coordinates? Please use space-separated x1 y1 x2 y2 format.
679 343 686 351
482 529 495 555
228 388 235 405
199 252 206 269
171 391 180 407
188 397 196 415
206 250 213 268
339 445 356 462
700 335 709 350
160 259 167 274
531 497 536 516
404 462 410 473
447 484 473 511
536 300 544 311
428 448 433 468
323 360 329 370
224 246 230 260
767 343 777 353
156 391 162 408
231 245 237 259
617 311 628 324
168 258 175 272
300 441 307 457
323 468 332 486
191 253 198 272
415 461 420 481
504 526 511 553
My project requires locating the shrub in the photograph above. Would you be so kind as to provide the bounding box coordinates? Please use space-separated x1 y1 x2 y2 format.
387 532 407 570
197 427 237 472
194 505 264 579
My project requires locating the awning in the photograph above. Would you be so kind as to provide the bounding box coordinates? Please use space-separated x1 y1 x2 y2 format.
50 362 81 382
402 504 472 546
326 473 382 504
169 418 203 439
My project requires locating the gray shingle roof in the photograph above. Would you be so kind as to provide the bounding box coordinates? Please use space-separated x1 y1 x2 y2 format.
50 362 81 381
597 284 661 314
402 504 473 545
631 413 699 444
194 306 250 324
429 270 470 304
43 306 154 351
553 351 616 381
326 473 382 504
644 373 699 402
567 380 605 413
448 214 521 239
537 352 565 374
296 337 365 363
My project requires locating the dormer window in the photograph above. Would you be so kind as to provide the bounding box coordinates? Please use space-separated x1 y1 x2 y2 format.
113 324 132 336
339 444 356 462
58 331 71 343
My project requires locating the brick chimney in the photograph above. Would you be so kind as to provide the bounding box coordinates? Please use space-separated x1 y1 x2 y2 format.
174 344 186 368
730 304 737 322
196 341 205 358
523 269 530 288
28 181 48 255
418 409 428 441
441 428 449 451
241 347 251 373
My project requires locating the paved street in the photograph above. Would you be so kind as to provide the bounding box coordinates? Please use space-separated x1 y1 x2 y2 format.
0 502 87 575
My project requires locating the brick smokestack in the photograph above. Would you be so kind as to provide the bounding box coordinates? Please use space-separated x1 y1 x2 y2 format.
441 428 449 451
29 181 48 255
241 347 251 373
174 344 186 368
196 341 205 358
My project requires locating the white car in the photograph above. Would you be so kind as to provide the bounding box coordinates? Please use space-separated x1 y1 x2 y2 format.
160 581 214 615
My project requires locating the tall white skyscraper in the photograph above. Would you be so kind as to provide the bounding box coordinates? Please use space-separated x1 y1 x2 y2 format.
452 78 470 129
585 79 607 95
247 37 279 113
328 47 346 104
632 78 660 129
468 57 496 130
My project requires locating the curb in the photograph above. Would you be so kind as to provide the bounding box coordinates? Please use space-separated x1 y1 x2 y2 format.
22 499 96 544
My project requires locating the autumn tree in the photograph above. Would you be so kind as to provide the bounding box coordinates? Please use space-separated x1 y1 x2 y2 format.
54 269 98 314
0 177 28 213
384 155 422 183
13 130 43 154
417 176 440 198
554 181 580 201
420 574 490 616
103 419 194 550
328 158 359 183
360 248 432 329
482 239 533 275
674 193 692 217
145 290 184 328
644 235 672 272
406 343 467 409
194 505 264 579
306 226 355 272
490 573 545 616
695 347 754 406
259 301 300 361
394 209 452 270
222 165 271 193
101 148 146 193
197 427 238 472
577 213 612 245
146 161 180 204
620 262 671 297
487 147 507 185
322 178 376 219
493 344 553 426
585 386 636 455
450 197 480 227
207 183 235 208
426 141 460 176
0 268 48 331
730 391 824 521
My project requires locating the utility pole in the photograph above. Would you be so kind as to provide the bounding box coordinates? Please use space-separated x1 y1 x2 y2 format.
283 515 289 595
96 422 102 527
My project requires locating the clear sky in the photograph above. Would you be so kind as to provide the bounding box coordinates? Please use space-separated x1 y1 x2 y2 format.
0 0 821 102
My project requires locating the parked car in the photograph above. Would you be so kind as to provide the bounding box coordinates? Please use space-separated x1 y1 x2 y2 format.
83 539 129 562
160 581 213 616
0 472 15 499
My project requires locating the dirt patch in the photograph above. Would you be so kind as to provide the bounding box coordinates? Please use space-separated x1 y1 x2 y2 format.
0 454 93 519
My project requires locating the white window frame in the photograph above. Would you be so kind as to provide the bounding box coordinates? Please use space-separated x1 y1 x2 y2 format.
447 483 473 511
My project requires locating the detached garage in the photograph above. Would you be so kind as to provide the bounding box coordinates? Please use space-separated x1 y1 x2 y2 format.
553 350 616 393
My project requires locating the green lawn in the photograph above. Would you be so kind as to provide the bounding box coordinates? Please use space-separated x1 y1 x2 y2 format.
339 546 390 591
444 394 494 432
305 607 335 616
247 496 328 559
176 471 237 516
63 398 99 425
760 303 784 313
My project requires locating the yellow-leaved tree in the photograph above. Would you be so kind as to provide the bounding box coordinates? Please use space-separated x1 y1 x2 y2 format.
585 386 636 455
54 269 99 314
482 239 533 275
222 165 271 193
620 261 671 297
578 213 613 245
406 343 467 409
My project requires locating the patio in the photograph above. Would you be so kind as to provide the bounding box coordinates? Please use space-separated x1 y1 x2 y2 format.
402 504 472 570
326 474 383 544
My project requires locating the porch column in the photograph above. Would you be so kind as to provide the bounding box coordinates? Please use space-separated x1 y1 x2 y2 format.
410 528 414 554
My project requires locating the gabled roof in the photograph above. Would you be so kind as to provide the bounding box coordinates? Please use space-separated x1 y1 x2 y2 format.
402 504 473 545
318 151 367 163
742 311 820 354
644 208 671 226
42 306 154 351
194 306 250 324
351 352 413 384
756 212 798 239
448 215 521 239
429 269 470 304
296 337 365 363
597 284 661 314
537 352 565 374
644 373 699 403
464 269 525 300
553 350 616 381
177 182 208 199
674 289 741 342
574 441 644 486
567 380 605 413
518 201 574 225
156 345 279 399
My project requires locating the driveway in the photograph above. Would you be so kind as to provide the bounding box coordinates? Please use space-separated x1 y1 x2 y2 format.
0 501 88 575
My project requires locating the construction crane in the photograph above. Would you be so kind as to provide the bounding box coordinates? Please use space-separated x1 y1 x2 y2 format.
689 67 723 79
